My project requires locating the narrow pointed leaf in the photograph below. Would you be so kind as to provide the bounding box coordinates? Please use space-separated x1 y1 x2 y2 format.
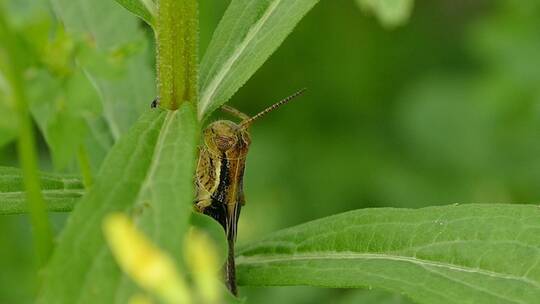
0 166 83 214
39 105 198 303
198 0 319 119
114 0 156 27
237 204 540 304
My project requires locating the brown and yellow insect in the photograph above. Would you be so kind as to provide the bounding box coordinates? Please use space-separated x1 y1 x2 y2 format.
194 89 305 295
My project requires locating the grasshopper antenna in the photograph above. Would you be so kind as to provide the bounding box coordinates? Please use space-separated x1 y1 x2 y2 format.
240 88 306 128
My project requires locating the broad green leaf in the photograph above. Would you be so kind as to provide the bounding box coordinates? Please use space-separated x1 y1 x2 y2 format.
356 0 414 28
237 204 540 304
198 0 319 119
113 0 156 27
39 105 199 303
0 166 83 214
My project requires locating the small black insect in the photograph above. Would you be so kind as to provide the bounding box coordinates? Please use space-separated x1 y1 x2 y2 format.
150 97 160 109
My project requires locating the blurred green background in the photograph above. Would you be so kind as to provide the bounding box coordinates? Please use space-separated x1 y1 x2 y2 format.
1 0 539 303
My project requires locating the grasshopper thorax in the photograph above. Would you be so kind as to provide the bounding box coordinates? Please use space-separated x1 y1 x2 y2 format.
203 120 251 157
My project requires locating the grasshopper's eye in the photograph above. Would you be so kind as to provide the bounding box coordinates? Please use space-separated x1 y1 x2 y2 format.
214 135 237 151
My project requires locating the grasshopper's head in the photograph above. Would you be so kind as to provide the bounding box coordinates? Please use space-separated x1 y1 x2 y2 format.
203 120 251 157
203 88 306 157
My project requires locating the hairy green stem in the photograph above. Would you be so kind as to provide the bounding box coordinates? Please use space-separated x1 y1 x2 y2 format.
0 16 53 267
156 0 198 110
0 193 81 215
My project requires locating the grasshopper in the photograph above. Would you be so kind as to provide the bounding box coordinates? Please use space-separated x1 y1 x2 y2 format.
194 89 305 295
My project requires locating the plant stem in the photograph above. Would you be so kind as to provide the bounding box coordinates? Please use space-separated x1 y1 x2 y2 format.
0 16 54 267
0 194 81 215
156 0 198 110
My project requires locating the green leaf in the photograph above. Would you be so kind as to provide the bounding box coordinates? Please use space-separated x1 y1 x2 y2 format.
337 289 415 304
50 0 141 50
198 0 319 119
0 166 83 215
78 41 155 140
28 69 102 170
39 104 199 303
237 204 540 304
356 0 414 28
83 115 115 172
50 0 156 139
113 0 156 27
27 0 156 172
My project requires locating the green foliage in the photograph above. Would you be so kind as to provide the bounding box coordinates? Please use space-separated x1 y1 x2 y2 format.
29 68 102 169
39 106 199 302
237 204 540 303
0 12 53 266
1 0 539 303
198 0 319 119
0 0 155 171
0 166 83 214
113 0 156 27
0 0 155 174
